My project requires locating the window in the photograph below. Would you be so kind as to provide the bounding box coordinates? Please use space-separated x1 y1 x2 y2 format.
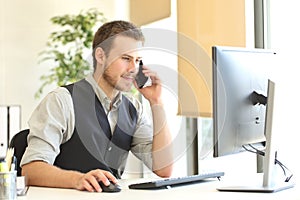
267 0 300 178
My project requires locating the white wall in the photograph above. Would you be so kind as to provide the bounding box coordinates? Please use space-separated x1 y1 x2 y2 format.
0 0 124 129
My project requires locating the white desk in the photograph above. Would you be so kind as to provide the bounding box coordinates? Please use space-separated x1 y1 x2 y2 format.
17 176 299 200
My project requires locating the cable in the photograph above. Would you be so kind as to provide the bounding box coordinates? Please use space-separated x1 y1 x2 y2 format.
274 151 293 182
242 144 293 182
242 144 264 156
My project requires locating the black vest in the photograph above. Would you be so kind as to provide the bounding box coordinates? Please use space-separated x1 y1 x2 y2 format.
54 79 138 178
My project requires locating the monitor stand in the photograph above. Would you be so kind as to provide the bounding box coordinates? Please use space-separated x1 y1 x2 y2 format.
217 80 295 193
217 170 295 193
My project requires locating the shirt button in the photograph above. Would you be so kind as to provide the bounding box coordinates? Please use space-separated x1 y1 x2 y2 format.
108 147 112 151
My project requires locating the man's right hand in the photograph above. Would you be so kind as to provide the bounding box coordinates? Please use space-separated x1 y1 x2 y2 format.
22 161 117 192
75 169 118 192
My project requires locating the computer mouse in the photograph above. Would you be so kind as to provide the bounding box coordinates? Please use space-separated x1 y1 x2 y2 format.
98 181 121 193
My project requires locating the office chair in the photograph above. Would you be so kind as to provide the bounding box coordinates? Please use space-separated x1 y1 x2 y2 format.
9 129 29 176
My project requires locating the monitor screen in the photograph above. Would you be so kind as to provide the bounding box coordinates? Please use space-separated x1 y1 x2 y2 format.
212 46 277 157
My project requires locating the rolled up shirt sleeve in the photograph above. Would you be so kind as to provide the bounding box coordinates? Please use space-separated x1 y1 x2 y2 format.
20 87 74 166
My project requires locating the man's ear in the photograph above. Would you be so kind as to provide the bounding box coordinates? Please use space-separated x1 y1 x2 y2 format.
95 47 105 65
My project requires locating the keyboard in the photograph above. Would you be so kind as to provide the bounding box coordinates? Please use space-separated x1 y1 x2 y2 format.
128 171 224 189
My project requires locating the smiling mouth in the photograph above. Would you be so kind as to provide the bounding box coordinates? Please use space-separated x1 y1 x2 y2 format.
122 76 134 82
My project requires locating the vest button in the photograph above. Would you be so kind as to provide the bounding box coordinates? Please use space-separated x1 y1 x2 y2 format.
108 147 112 151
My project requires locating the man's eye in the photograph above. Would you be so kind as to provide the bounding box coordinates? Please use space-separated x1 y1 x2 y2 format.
122 56 131 62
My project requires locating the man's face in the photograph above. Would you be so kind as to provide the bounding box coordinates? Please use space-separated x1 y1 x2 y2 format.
101 35 143 92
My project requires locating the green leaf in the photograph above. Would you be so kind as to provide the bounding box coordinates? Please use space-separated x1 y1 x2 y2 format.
36 8 106 98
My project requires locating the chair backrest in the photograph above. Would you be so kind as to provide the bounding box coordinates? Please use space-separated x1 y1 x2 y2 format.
9 129 29 176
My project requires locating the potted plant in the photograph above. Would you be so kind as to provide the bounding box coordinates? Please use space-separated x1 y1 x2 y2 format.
35 8 107 98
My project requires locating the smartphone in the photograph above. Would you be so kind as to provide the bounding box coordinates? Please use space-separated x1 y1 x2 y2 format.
135 60 148 88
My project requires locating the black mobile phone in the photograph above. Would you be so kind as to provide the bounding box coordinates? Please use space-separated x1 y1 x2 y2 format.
135 60 148 88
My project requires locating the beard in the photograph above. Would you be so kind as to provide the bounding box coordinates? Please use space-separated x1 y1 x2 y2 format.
102 67 133 92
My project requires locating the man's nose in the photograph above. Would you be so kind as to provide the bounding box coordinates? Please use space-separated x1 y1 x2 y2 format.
129 60 139 73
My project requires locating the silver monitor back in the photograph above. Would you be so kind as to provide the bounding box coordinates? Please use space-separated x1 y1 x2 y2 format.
212 46 277 157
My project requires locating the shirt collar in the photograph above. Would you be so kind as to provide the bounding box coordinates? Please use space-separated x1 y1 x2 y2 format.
85 73 123 111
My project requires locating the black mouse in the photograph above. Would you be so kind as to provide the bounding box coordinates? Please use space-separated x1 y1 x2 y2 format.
98 181 121 193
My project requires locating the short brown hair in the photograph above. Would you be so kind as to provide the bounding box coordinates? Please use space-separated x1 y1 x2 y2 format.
92 20 145 69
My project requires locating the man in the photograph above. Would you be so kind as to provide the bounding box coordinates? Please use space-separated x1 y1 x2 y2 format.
21 20 173 192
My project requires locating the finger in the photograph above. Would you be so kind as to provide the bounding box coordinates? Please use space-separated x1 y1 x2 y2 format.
143 70 156 77
93 169 116 185
82 179 97 192
140 66 154 76
149 76 161 85
141 65 150 70
82 170 106 192
88 176 102 192
103 171 118 184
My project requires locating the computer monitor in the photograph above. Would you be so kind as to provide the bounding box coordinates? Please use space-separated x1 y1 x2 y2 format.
212 46 294 192
212 46 273 157
217 79 294 192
